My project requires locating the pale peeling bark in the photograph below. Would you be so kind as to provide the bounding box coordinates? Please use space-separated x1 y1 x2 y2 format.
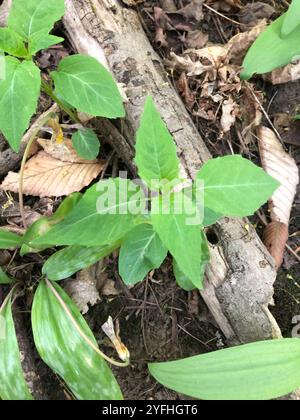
63 0 281 344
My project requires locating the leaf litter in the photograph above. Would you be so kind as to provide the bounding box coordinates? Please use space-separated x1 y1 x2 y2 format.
1 138 104 197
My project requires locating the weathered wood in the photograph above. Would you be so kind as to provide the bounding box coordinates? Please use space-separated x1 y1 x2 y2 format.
63 0 282 344
0 0 11 26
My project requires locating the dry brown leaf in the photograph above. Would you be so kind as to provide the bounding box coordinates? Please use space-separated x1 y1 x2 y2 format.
177 72 195 110
263 222 289 270
220 97 239 133
259 126 299 269
183 30 208 49
37 138 98 163
227 20 267 65
176 0 204 22
265 61 300 85
258 126 299 225
224 0 242 6
101 279 119 297
237 2 275 26
240 86 263 144
1 151 104 197
64 269 101 314
282 120 300 147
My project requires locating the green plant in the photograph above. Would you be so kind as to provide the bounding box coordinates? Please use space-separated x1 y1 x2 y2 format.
0 93 279 399
241 0 300 79
32 96 279 289
0 0 124 155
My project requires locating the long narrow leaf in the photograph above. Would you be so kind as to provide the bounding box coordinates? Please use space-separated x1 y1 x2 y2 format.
149 339 300 400
32 280 123 400
0 293 33 400
43 244 118 281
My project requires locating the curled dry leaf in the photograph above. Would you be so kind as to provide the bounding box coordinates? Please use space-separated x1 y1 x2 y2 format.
37 138 98 163
264 61 300 85
237 2 275 26
263 222 289 270
240 85 263 144
227 20 267 65
258 126 299 269
258 127 299 225
220 98 239 133
64 267 101 314
1 150 104 197
176 72 195 110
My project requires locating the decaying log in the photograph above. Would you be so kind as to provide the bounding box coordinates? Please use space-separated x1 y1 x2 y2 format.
0 0 11 27
63 0 281 344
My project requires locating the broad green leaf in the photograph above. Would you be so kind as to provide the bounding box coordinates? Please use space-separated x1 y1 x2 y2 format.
0 268 13 284
51 55 125 118
151 193 204 288
135 96 180 189
0 57 41 152
32 280 123 400
72 128 100 160
0 295 33 400
49 192 83 224
43 244 119 281
196 155 279 217
173 232 210 291
0 28 28 57
203 207 222 227
21 194 82 255
149 338 300 400
282 0 300 37
8 0 65 40
32 178 147 247
20 217 52 256
173 259 195 291
0 229 22 249
28 34 64 56
119 224 167 286
241 14 300 79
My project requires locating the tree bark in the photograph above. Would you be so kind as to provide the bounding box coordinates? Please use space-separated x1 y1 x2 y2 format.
63 0 281 344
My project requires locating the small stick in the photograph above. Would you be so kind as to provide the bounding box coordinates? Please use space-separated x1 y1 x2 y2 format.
203 3 247 27
247 84 284 144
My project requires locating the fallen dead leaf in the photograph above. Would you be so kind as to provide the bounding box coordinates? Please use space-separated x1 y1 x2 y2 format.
64 268 101 314
177 72 195 110
181 30 208 50
259 126 299 225
259 126 299 269
220 97 239 133
265 61 300 85
237 2 275 27
1 151 104 197
37 138 98 163
240 85 263 144
263 222 289 270
227 19 267 65
282 120 300 147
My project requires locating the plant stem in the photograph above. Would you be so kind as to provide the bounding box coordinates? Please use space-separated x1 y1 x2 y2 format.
45 278 130 368
19 112 57 228
41 79 80 124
